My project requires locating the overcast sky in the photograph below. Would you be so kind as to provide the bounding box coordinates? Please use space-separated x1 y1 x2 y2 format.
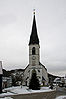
0 0 66 76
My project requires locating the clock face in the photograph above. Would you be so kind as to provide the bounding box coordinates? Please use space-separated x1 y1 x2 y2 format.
32 56 36 60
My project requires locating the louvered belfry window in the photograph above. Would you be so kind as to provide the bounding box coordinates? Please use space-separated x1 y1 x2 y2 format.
32 47 35 55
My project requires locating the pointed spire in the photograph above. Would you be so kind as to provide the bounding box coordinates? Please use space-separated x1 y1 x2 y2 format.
29 10 39 45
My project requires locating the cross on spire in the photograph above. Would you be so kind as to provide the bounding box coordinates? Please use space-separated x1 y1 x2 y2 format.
33 9 35 15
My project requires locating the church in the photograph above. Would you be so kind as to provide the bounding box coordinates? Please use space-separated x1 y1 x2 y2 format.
23 11 48 86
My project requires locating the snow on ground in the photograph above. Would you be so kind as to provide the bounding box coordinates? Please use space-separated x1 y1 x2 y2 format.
3 86 53 94
0 92 14 97
0 97 13 99
56 96 66 99
0 86 54 97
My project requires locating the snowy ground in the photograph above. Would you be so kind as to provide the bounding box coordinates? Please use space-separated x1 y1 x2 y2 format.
0 86 53 98
56 96 66 99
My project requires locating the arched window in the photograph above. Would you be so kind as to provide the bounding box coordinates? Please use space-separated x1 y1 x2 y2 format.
32 47 35 55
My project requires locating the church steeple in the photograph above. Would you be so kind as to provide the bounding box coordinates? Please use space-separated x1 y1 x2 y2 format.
29 10 39 45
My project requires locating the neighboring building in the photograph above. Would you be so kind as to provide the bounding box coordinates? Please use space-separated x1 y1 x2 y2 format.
61 76 66 87
64 75 66 84
54 76 66 87
2 76 12 88
11 70 23 86
54 77 62 84
23 11 48 86
0 61 3 93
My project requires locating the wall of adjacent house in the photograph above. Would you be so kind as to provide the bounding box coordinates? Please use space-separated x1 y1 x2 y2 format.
0 61 3 75
0 75 2 93
0 61 3 93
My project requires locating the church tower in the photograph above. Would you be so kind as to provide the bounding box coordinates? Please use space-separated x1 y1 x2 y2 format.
29 11 40 67
23 11 48 86
27 11 43 85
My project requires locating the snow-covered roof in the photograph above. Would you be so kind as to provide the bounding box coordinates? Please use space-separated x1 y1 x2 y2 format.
54 78 61 82
0 61 3 74
24 62 47 71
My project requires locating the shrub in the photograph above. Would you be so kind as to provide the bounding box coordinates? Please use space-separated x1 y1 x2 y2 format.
29 70 40 90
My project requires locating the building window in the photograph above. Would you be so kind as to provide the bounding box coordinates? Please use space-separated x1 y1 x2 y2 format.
32 47 35 55
38 70 40 72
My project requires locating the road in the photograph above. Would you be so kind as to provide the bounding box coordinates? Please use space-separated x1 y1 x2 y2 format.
56 87 66 98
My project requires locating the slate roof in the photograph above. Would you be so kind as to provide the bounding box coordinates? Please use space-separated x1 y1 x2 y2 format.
29 14 39 45
24 62 47 71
